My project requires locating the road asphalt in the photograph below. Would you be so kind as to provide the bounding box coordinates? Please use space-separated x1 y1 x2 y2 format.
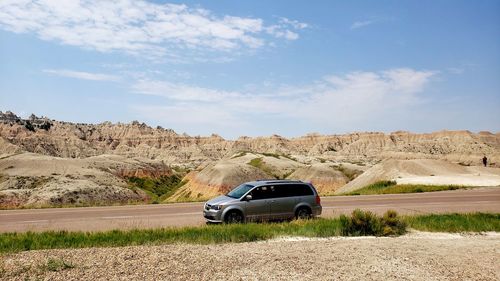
1 187 499 232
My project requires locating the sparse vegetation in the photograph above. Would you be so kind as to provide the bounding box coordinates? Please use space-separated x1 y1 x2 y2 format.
127 175 187 203
340 209 406 236
41 258 74 272
24 121 35 132
171 165 191 174
1 212 495 254
262 152 281 159
247 157 276 178
231 151 248 158
333 164 363 181
345 181 468 195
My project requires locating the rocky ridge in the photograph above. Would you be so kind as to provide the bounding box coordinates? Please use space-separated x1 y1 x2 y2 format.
1 111 498 168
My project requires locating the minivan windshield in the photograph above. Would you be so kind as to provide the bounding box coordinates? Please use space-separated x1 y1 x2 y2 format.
226 184 255 198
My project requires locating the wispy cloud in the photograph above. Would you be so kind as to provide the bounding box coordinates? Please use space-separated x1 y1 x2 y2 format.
0 1 307 61
43 69 120 82
131 68 437 137
447 67 466 74
350 20 375 30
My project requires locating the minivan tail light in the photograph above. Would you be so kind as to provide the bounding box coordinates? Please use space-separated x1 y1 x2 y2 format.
316 195 321 205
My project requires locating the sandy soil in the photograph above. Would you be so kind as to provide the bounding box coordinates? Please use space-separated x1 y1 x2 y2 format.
1 232 499 281
287 163 349 195
336 159 500 194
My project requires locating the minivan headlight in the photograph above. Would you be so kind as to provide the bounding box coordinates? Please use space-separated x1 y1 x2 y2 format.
211 205 223 210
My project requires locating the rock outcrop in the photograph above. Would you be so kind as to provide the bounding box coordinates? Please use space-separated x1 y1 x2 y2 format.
1 112 498 169
0 153 177 208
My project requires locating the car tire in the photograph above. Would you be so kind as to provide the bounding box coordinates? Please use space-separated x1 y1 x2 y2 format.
224 210 244 223
295 207 312 220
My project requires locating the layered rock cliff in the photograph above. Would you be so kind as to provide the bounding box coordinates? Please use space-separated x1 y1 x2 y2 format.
1 111 498 168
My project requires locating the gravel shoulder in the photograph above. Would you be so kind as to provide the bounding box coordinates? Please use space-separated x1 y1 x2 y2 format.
1 231 499 281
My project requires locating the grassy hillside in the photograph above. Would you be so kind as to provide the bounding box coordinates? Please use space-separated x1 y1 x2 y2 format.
344 181 470 195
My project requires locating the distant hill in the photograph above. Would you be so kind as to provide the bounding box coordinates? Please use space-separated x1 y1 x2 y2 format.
1 111 498 168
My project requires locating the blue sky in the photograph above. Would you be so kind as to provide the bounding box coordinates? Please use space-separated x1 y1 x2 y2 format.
1 0 499 139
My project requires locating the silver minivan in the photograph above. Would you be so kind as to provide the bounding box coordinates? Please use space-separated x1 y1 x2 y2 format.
203 180 322 223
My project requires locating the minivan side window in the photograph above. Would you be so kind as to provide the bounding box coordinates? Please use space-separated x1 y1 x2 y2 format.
250 185 274 200
274 184 313 198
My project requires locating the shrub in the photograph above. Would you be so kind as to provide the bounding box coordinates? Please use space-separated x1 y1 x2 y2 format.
340 209 406 236
42 258 74 272
340 209 381 236
24 122 35 132
380 210 407 236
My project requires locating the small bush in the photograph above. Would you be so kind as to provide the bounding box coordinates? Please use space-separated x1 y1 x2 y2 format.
380 210 407 236
24 122 35 132
340 209 406 236
42 258 74 272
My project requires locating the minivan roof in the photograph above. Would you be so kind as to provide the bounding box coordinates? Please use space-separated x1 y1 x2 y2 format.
246 179 306 186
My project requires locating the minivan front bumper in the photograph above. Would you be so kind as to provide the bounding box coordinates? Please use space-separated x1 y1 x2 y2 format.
203 208 223 223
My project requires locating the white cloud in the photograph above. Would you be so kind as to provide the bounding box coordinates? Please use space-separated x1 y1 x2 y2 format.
132 79 242 102
131 68 437 137
350 20 374 30
43 69 120 81
0 1 307 61
265 17 308 40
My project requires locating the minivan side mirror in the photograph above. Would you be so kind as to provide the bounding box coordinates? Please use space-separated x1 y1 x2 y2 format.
244 195 252 201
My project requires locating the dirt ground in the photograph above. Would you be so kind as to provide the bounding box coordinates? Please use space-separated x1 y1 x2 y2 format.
1 231 499 281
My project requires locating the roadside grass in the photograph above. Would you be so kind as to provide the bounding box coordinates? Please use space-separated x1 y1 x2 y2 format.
0 219 340 254
405 213 500 232
345 180 469 195
1 212 497 254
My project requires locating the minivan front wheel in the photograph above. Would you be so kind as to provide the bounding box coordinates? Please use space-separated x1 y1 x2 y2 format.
295 207 312 220
224 211 244 223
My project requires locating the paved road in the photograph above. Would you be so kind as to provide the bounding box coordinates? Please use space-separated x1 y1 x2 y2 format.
1 188 499 233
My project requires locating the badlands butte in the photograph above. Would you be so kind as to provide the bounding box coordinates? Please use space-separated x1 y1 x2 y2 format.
1 110 500 208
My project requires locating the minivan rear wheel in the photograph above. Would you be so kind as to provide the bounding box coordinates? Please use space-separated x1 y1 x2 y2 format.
295 207 312 220
224 210 244 223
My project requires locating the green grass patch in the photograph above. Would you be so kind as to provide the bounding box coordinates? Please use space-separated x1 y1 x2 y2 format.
127 175 186 203
345 180 469 195
333 164 363 181
405 213 500 232
0 212 497 254
231 151 248 158
0 219 341 254
247 157 277 178
261 152 281 159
